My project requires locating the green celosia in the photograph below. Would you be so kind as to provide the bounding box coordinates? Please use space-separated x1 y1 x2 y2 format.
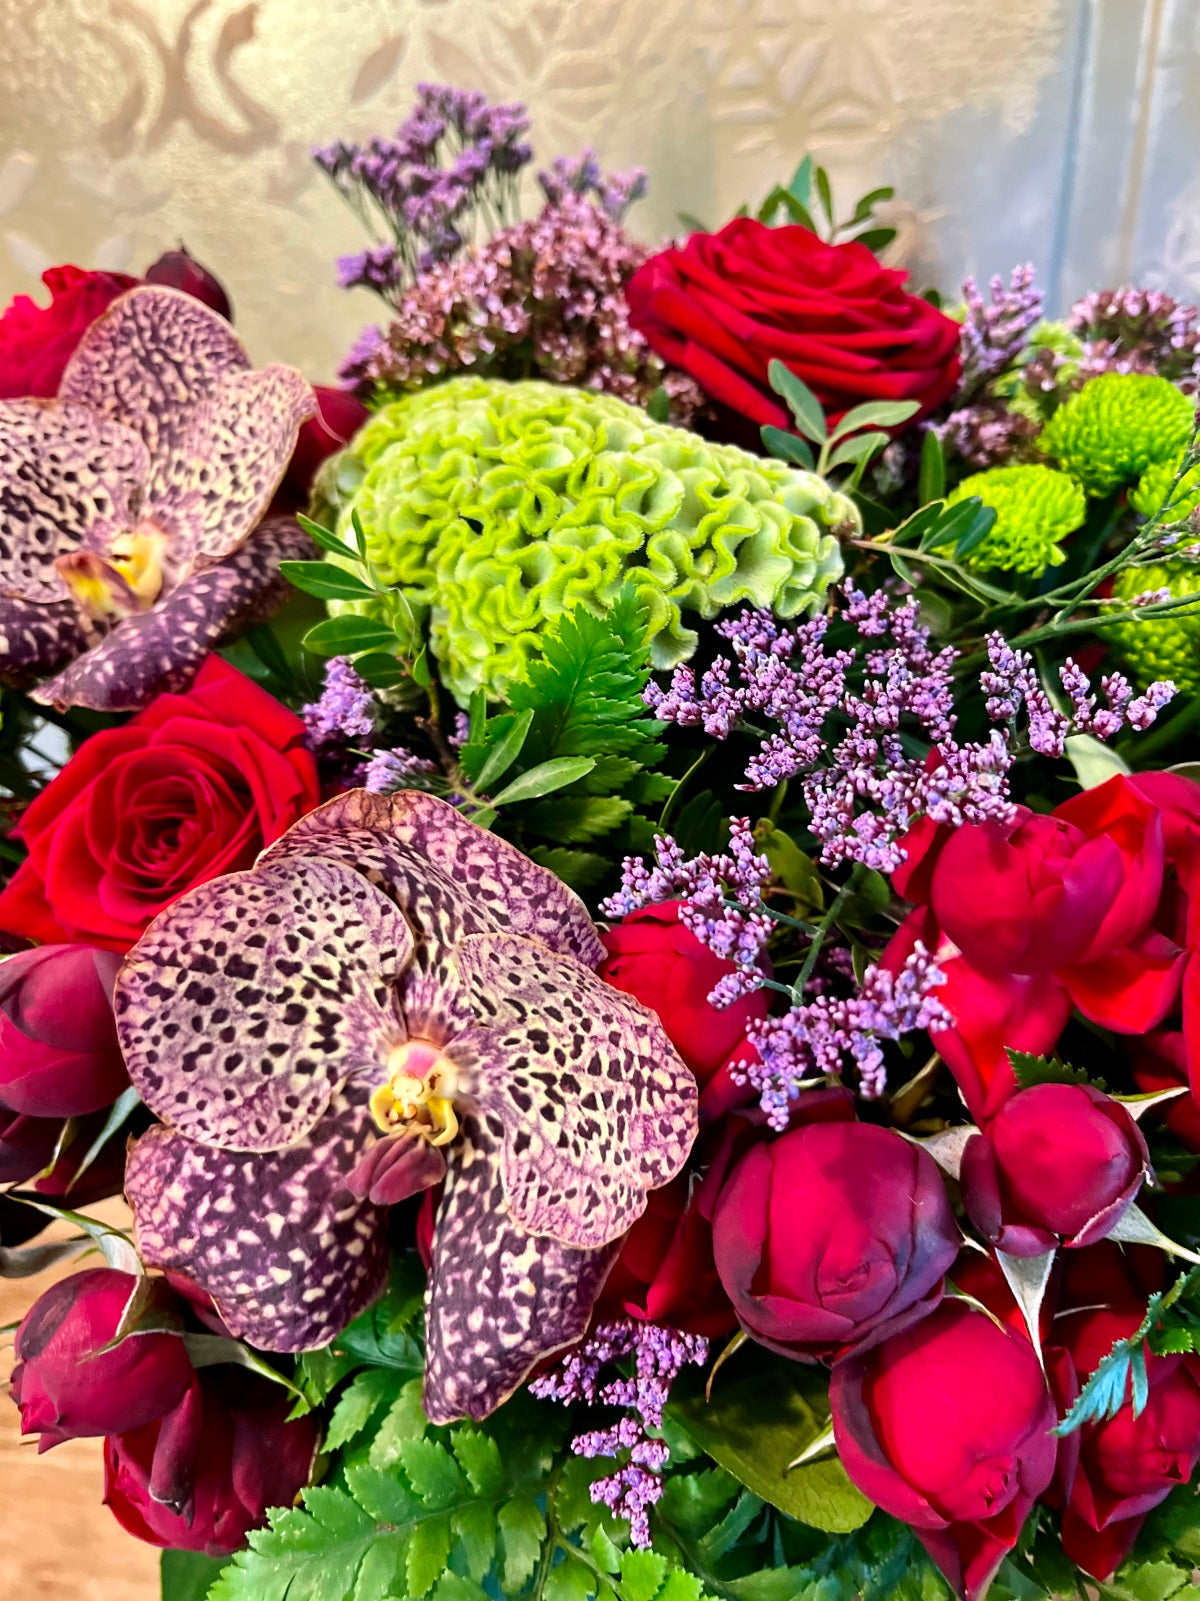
1108 560 1200 694
1039 371 1193 495
945 464 1086 576
1129 450 1200 525
325 376 852 701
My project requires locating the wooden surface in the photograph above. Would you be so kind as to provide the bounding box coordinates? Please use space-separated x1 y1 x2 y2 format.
0 1199 159 1599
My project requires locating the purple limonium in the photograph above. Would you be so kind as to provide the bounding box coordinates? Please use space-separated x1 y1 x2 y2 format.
114 791 697 1425
530 1319 708 1547
361 745 439 794
1069 285 1200 392
957 263 1043 398
0 287 315 711
303 656 376 750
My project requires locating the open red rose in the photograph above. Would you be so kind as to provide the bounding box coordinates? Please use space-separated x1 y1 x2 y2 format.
104 1369 318 1555
599 900 768 1086
0 265 138 398
0 656 319 951
713 1120 959 1355
627 218 961 430
960 1083 1148 1255
831 1299 1057 1601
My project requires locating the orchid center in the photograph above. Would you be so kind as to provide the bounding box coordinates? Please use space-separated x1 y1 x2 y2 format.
370 1039 461 1146
54 521 168 621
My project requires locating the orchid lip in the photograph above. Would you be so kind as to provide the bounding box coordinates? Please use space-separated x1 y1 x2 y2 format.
370 1039 461 1145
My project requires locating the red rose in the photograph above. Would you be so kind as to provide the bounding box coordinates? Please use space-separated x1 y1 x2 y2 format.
599 901 768 1086
1131 1028 1200 1149
831 1300 1057 1601
960 1083 1148 1255
0 265 137 398
143 247 232 321
713 1120 959 1355
0 656 319 951
627 219 961 430
1049 1295 1200 1579
103 1369 318 1555
277 386 371 510
11 1269 196 1448
0 944 126 1117
600 1173 736 1339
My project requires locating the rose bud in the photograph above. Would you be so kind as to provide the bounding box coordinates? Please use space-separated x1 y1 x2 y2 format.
143 246 232 321
712 1121 960 1355
277 385 370 508
104 1370 319 1555
10 1269 195 1449
960 1082 1149 1256
600 901 768 1086
831 1300 1057 1601
601 1173 736 1339
1048 1298 1200 1579
0 945 127 1117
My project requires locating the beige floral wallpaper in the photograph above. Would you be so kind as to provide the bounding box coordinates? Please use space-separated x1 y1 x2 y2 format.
0 0 1196 377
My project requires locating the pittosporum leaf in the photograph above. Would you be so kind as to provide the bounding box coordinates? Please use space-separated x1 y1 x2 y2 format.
767 360 827 443
919 428 946 505
761 425 817 471
830 401 920 440
475 709 534 793
303 615 402 657
280 561 378 601
296 512 354 560
490 757 597 807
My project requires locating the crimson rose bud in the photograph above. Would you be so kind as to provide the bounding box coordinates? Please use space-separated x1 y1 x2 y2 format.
10 1269 195 1449
600 901 768 1085
103 1371 319 1555
961 1083 1148 1256
831 1300 1057 1601
0 944 127 1117
1050 1301 1200 1579
143 247 232 321
712 1121 959 1354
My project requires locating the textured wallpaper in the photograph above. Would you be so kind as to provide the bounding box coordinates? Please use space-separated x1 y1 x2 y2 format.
1 0 1197 375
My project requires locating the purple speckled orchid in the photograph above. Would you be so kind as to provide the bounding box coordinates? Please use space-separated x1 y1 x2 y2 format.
113 790 697 1424
0 285 316 711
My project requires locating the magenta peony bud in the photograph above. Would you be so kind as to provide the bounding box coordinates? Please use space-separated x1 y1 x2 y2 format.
103 1370 319 1555
143 246 232 321
11 1269 196 1449
0 944 127 1118
961 1082 1149 1256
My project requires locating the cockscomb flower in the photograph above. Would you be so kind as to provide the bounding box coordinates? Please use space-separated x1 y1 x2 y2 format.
0 285 316 710
113 790 697 1425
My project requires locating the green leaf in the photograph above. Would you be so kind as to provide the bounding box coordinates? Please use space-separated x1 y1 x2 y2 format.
324 1366 400 1452
647 386 671 423
814 166 835 231
753 823 824 916
475 709 534 792
546 1557 596 1601
279 561 377 601
787 155 814 208
498 1494 547 1590
368 1378 429 1468
620 1550 670 1601
67 1083 142 1189
852 227 897 253
767 360 827 443
407 1516 453 1599
760 425 816 471
491 756 597 807
245 623 293 685
161 1549 227 1601
1066 732 1132 789
669 1356 873 1533
303 615 401 657
399 1437 468 1507
353 651 410 690
918 428 946 505
826 431 889 473
528 845 609 891
351 508 369 563
829 400 920 439
848 186 895 226
453 1502 498 1581
1006 1050 1102 1091
452 1429 506 1497
520 794 632 844
954 504 999 560
297 511 355 560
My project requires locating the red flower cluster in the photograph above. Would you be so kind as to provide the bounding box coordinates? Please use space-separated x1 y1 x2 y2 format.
627 218 962 430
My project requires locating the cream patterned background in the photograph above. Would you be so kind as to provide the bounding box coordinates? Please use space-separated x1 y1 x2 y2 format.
3 0 1198 379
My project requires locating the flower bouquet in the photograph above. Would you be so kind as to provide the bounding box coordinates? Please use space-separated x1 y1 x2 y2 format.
8 82 1200 1601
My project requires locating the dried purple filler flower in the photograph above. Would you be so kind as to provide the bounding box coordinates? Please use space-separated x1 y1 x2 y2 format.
114 790 697 1424
0 286 316 711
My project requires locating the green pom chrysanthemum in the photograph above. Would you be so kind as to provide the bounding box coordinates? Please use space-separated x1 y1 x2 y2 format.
945 464 1086 576
325 377 852 702
1108 560 1200 694
1129 450 1200 526
1039 371 1193 495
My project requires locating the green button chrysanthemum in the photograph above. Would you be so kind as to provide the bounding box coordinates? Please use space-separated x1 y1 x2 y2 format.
1108 559 1200 695
323 377 852 702
945 464 1086 576
1129 450 1200 526
1039 372 1194 495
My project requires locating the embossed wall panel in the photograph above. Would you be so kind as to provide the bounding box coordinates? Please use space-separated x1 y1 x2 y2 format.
1 0 1197 377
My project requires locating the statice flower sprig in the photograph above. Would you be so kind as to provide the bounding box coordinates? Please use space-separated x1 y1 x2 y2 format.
529 1319 707 1547
957 263 1044 398
302 655 376 750
982 635 1175 756
315 83 533 300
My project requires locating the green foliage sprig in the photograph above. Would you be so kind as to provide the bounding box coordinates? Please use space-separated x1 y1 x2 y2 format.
761 360 920 487
751 157 897 255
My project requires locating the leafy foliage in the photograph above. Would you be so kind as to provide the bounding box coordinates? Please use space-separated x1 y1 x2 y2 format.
763 360 918 486
751 156 897 255
1006 1050 1105 1092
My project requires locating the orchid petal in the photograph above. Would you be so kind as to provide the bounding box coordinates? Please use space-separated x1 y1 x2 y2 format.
58 286 249 464
0 400 148 602
115 856 413 1151
0 596 90 682
125 1084 389 1352
260 789 605 966
32 517 312 711
423 1116 620 1424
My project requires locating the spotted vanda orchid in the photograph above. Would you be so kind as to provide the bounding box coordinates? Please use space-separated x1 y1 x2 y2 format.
0 284 317 711
113 790 698 1425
